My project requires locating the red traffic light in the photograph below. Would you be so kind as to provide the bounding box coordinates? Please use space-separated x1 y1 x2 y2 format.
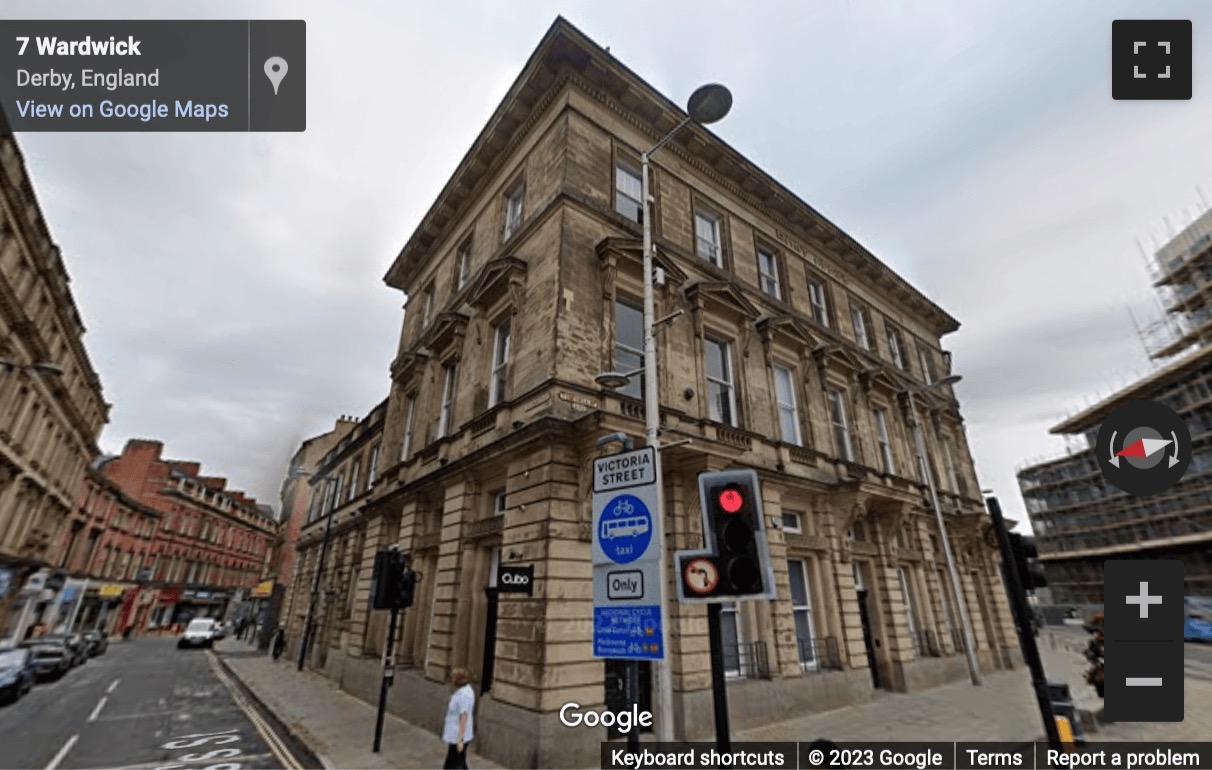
718 486 744 513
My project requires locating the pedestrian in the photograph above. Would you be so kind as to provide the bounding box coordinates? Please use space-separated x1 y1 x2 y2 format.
272 627 287 660
235 617 247 641
442 667 475 769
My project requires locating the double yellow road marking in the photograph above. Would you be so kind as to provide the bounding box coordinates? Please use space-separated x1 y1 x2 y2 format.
206 651 303 770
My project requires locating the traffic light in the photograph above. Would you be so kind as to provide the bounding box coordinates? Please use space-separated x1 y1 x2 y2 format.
370 549 396 611
370 548 421 610
679 469 775 601
1008 533 1047 591
394 554 418 610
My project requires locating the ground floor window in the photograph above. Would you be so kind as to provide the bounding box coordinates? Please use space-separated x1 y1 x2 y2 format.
788 558 818 670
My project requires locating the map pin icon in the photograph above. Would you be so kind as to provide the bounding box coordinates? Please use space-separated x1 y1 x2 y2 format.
264 57 288 95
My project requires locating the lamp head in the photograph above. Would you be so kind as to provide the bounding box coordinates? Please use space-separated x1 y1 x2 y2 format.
687 83 732 125
595 369 641 390
930 375 962 389
31 362 64 378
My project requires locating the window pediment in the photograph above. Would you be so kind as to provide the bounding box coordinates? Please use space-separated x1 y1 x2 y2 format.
422 311 470 358
595 237 688 287
858 367 906 395
684 281 760 323
812 342 866 374
390 350 429 388
467 256 527 312
756 315 819 355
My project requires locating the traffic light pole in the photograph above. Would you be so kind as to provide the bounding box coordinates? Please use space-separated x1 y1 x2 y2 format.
626 659 640 752
373 604 401 753
985 495 1062 753
706 603 732 754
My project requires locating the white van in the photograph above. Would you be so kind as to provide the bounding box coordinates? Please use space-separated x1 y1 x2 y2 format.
177 618 219 649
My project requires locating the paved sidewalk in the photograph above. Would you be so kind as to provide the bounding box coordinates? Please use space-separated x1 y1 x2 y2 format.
738 629 1212 744
215 633 1211 769
214 639 500 769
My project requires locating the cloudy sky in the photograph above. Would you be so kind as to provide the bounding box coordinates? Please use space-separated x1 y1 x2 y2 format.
6 0 1212 520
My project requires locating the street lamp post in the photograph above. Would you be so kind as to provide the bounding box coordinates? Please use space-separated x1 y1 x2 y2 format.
297 477 334 671
611 83 733 743
906 375 983 686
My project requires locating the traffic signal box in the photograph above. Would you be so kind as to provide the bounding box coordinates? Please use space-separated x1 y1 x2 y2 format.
676 469 776 603
370 548 419 611
1007 533 1047 591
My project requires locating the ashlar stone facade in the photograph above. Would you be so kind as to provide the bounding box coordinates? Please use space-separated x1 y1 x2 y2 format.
286 18 1018 769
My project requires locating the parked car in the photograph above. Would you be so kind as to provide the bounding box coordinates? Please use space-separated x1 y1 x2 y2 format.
178 618 219 649
212 622 229 640
41 634 88 667
18 638 71 680
82 631 109 657
0 648 36 704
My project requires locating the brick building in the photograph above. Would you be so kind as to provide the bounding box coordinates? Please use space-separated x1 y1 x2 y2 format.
36 460 162 637
59 439 282 633
288 18 1015 767
0 133 109 644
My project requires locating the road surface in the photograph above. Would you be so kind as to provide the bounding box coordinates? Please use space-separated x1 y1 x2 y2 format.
0 637 320 770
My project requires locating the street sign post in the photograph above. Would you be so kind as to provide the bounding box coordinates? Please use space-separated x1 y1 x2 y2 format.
592 447 663 661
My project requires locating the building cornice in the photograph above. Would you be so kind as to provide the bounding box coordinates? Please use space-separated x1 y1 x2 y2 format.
383 17 959 337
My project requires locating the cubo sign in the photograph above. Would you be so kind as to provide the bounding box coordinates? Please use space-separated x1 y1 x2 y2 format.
497 564 534 595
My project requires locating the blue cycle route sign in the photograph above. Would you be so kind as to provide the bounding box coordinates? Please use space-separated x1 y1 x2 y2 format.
598 493 652 565
592 605 663 659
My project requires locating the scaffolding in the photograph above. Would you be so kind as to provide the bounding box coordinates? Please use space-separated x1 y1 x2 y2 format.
1019 195 1212 604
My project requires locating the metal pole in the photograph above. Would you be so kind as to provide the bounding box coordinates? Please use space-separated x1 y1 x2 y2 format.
908 391 983 685
641 148 676 742
985 495 1063 752
706 603 731 754
298 480 335 671
626 661 640 752
373 605 400 753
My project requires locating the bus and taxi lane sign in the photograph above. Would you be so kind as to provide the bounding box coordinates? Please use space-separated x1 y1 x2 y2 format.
591 449 659 569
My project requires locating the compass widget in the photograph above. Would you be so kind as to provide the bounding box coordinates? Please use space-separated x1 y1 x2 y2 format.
1096 399 1191 496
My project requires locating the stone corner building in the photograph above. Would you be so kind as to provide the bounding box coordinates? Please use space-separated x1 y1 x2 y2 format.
287 17 1016 768
0 133 109 643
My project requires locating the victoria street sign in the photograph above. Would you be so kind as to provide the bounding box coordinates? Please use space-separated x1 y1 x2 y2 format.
592 447 663 660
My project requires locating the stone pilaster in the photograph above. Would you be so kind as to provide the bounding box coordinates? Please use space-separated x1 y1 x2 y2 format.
492 444 591 713
762 488 803 678
823 509 864 670
873 557 913 666
349 515 386 658
424 479 474 681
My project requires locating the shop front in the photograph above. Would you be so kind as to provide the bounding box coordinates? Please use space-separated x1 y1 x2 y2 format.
86 583 128 634
149 586 183 632
170 588 230 626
